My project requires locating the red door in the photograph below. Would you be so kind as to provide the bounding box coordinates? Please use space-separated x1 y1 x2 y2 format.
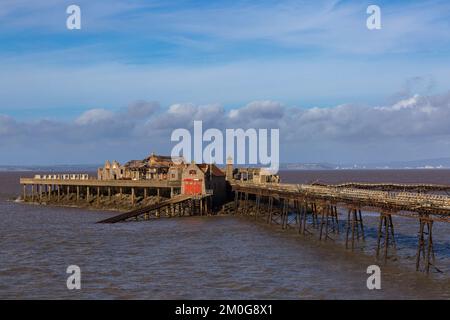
183 178 202 195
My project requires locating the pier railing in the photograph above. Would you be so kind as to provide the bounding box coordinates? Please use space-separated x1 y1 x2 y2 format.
231 181 450 221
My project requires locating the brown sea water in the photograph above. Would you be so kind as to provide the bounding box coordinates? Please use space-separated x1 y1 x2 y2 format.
0 170 449 299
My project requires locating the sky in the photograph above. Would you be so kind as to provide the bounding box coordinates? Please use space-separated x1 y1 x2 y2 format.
1 0 450 165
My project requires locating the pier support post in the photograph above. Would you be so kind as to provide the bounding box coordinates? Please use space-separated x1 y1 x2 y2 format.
23 185 26 201
376 212 396 262
76 186 80 202
301 201 310 235
144 188 147 199
319 204 339 241
97 187 100 206
345 208 365 250
331 206 339 234
319 204 329 240
281 198 288 229
416 217 436 273
86 186 90 202
267 196 274 224
108 187 111 201
31 185 35 202
311 203 319 228
131 187 135 205
255 193 261 220
57 185 60 202
243 192 249 215
295 200 303 234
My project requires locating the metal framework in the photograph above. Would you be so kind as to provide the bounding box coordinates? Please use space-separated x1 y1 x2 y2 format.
232 182 450 273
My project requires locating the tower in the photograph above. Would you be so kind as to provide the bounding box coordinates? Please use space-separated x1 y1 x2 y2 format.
226 156 233 181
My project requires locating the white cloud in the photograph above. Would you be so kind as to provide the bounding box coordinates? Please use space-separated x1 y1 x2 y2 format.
2 92 450 164
75 108 115 125
126 100 160 117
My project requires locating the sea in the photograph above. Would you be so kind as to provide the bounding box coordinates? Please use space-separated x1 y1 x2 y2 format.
0 170 449 299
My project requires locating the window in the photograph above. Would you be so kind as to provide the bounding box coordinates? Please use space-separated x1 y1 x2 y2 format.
189 170 197 175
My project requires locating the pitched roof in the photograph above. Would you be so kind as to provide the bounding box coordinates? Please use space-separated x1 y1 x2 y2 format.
124 160 147 168
145 154 184 166
197 164 225 177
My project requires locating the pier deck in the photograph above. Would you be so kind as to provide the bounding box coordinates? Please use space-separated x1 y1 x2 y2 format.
232 182 450 221
19 178 180 188
231 181 450 273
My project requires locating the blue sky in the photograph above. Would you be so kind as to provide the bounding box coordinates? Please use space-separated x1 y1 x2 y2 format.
1 0 450 164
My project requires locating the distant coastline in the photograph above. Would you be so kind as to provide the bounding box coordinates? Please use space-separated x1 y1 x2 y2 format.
3 159 450 172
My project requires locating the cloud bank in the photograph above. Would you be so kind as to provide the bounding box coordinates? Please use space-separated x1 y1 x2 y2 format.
1 93 450 165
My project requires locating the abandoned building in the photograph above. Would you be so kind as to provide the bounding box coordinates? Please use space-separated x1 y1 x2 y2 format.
232 167 280 184
97 153 227 207
181 162 227 207
94 153 279 209
97 153 183 181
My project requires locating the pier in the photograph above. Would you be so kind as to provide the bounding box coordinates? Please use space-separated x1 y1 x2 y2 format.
19 177 181 205
19 172 450 274
231 181 450 273
19 176 213 220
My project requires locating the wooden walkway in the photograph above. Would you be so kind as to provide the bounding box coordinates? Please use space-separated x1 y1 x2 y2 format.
232 182 450 222
313 182 450 192
231 182 450 273
97 194 193 223
20 177 180 188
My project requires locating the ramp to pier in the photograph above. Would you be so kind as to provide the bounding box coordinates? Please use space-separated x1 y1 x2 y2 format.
97 194 192 223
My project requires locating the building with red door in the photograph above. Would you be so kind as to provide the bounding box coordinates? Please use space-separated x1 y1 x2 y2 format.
181 162 227 208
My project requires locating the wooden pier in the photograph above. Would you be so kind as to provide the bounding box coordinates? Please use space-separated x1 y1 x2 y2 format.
19 177 213 222
19 177 181 205
231 182 450 273
97 194 208 223
19 177 450 273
